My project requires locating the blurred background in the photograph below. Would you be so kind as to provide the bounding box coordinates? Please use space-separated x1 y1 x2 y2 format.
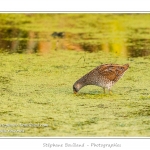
1 13 150 57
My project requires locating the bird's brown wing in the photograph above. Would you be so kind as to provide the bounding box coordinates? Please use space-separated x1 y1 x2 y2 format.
97 64 121 81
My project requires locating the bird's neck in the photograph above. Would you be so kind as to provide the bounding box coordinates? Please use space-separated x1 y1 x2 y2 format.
75 78 87 91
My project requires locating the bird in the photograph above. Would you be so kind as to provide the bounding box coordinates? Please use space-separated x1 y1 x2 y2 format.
73 64 129 94
51 32 65 38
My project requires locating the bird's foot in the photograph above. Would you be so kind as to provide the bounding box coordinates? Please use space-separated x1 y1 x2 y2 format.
109 90 113 95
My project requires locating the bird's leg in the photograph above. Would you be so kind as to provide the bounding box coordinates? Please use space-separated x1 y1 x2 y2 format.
103 88 105 94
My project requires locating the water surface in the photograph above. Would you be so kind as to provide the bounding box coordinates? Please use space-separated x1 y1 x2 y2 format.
0 14 150 57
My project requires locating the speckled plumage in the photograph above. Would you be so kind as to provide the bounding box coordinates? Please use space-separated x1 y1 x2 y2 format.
73 64 129 94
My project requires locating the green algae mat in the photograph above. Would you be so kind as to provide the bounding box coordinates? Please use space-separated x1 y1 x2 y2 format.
0 50 150 136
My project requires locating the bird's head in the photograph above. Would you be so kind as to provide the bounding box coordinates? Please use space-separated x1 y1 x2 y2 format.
73 82 82 94
73 84 78 94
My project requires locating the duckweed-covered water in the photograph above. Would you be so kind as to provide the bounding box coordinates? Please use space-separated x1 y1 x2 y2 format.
0 14 150 136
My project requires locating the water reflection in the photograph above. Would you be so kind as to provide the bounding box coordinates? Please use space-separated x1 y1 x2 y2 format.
127 38 150 57
0 27 150 57
0 28 36 53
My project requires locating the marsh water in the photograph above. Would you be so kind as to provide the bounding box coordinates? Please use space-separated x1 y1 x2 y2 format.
0 14 150 57
1 14 150 137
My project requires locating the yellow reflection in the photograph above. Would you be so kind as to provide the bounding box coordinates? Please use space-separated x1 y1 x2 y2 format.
102 20 127 57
